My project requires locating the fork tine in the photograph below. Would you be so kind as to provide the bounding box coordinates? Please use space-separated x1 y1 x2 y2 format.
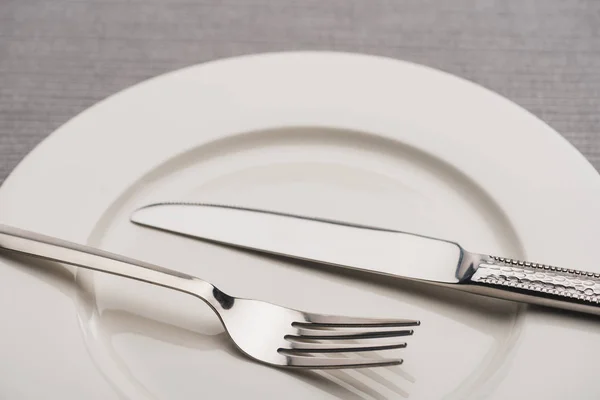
280 341 406 353
300 315 420 327
286 335 408 346
291 327 414 339
285 354 402 369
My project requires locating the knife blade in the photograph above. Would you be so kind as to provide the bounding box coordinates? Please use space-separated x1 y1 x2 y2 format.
131 202 600 316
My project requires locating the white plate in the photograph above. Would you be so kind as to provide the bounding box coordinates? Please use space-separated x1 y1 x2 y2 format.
1 52 599 400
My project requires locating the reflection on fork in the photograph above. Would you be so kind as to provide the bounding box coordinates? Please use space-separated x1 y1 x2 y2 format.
5 253 416 399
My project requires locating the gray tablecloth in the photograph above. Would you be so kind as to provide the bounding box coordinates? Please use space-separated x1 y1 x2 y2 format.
1 0 599 182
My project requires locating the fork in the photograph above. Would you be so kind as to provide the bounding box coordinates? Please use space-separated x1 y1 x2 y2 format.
0 224 419 369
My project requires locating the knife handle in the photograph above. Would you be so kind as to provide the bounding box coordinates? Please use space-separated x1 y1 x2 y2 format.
466 255 600 315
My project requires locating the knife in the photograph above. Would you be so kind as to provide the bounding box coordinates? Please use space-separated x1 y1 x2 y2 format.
131 202 600 316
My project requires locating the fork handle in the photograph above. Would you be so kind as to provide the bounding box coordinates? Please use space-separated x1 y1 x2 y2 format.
466 255 600 315
0 224 213 297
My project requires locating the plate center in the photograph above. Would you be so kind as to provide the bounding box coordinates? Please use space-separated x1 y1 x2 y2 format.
77 127 523 400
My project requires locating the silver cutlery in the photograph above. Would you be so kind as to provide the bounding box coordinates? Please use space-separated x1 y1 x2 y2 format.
0 224 419 369
131 202 600 316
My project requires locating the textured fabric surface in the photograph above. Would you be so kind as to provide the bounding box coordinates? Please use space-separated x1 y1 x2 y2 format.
0 0 599 182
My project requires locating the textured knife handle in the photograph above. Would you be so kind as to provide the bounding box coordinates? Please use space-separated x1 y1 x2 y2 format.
469 256 600 307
